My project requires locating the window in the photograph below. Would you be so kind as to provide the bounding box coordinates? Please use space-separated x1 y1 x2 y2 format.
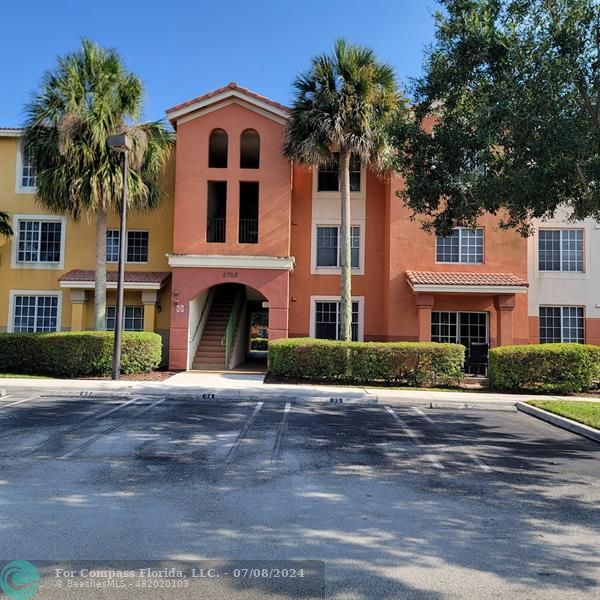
317 154 361 192
17 220 62 263
538 229 583 272
106 230 149 263
207 181 227 243
12 295 59 332
314 301 359 341
431 311 487 345
106 305 145 331
316 226 360 268
208 129 228 168
239 182 259 243
240 129 260 169
19 143 37 190
539 306 584 343
436 228 484 263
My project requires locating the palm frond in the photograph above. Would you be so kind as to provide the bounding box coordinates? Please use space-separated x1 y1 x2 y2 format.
283 38 406 170
0 211 12 237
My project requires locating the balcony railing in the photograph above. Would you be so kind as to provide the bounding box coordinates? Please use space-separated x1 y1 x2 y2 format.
238 218 258 244
207 218 225 243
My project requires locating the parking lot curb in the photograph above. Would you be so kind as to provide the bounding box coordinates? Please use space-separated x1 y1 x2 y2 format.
516 401 600 443
429 401 517 411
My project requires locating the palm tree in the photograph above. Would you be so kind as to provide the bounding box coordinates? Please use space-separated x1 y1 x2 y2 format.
284 39 402 341
0 212 11 237
23 39 173 330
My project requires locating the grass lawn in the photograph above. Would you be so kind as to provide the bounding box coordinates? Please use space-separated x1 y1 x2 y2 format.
528 400 600 430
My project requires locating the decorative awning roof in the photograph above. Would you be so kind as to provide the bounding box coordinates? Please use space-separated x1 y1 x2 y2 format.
406 271 528 294
59 270 171 290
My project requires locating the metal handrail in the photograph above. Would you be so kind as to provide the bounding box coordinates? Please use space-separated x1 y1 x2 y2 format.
224 287 244 368
189 288 215 343
207 217 226 243
238 218 258 244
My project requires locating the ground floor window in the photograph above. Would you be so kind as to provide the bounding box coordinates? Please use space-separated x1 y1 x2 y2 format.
431 311 487 345
12 294 59 332
314 300 359 341
539 306 584 343
106 305 144 331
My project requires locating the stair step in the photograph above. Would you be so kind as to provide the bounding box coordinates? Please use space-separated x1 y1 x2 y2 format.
193 364 226 370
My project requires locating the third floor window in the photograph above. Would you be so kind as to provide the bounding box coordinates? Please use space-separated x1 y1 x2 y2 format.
19 143 37 190
436 228 484 263
538 229 583 272
317 154 361 192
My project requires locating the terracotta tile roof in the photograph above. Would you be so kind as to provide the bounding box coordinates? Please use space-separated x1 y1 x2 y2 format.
406 271 528 288
165 82 290 116
59 270 171 286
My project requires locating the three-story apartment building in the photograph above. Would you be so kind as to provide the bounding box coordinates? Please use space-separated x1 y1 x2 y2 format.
1 83 598 372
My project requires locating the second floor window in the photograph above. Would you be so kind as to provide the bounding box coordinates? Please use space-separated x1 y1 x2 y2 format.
316 225 360 268
20 143 37 190
106 230 149 263
17 220 62 263
317 154 361 192
436 228 484 263
538 229 583 272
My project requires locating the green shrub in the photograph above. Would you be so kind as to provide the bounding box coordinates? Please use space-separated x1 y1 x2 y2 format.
250 337 268 351
489 343 600 394
269 338 464 386
0 331 161 378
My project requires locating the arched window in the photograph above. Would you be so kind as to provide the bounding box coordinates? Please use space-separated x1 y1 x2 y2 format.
240 129 260 169
208 129 228 168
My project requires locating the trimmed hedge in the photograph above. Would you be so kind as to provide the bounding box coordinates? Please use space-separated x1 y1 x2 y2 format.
489 343 600 394
269 338 465 386
0 331 162 378
250 337 268 351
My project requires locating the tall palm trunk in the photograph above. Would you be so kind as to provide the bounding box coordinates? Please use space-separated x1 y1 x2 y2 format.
94 209 108 330
339 151 352 341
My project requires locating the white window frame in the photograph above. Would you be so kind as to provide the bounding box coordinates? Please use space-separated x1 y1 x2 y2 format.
106 229 149 264
537 228 584 273
15 139 37 194
309 295 365 341
10 214 66 270
312 161 367 200
311 223 364 275
435 227 485 264
539 305 585 343
7 290 62 333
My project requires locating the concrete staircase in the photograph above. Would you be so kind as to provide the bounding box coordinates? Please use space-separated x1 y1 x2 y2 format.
192 287 236 370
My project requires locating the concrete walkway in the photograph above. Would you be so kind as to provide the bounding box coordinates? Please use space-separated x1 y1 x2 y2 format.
1 370 599 407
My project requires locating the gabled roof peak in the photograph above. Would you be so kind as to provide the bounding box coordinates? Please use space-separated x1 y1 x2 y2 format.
166 83 289 125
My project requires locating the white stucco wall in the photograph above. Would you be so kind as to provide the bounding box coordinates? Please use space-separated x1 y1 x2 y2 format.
527 206 600 318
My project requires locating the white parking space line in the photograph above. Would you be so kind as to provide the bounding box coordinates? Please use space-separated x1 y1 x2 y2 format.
412 407 493 473
384 405 444 470
14 396 143 457
0 395 39 409
272 402 291 463
225 401 264 464
60 397 167 459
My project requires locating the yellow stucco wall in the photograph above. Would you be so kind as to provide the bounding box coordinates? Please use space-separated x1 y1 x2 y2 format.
0 133 174 335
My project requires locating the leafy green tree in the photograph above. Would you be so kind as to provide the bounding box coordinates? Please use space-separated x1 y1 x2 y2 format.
0 212 11 237
284 39 402 340
395 0 600 235
23 39 173 329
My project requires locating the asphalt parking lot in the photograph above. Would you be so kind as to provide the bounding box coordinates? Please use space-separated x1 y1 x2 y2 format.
0 388 599 599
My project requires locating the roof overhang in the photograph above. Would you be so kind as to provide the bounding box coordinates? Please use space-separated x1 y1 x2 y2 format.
0 128 23 137
409 283 528 294
168 254 295 271
59 281 164 290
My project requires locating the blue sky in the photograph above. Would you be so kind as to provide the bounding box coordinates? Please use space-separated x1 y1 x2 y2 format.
1 0 438 126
